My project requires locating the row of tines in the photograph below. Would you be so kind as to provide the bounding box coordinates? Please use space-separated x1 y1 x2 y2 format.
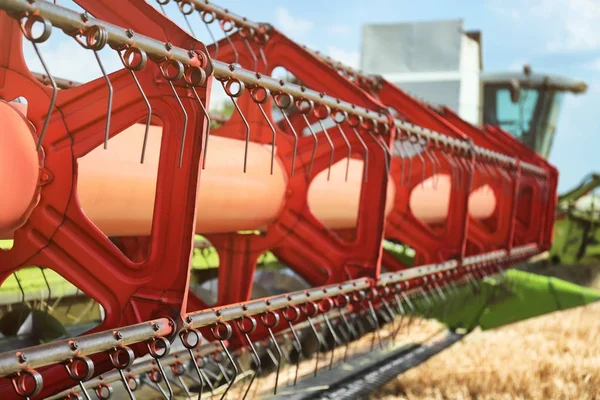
1 246 538 399
7 0 546 180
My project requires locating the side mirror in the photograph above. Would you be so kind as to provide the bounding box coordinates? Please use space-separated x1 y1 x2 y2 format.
509 79 521 103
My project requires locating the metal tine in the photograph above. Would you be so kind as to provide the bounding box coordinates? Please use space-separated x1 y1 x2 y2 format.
93 381 114 400
64 356 95 400
431 137 442 188
235 316 261 400
116 48 152 163
219 17 240 66
239 26 259 71
332 110 352 182
314 106 335 181
404 133 417 188
70 25 113 150
459 149 472 192
348 113 369 182
199 9 220 59
390 288 407 342
180 329 207 400
396 136 407 186
366 130 391 177
221 77 250 172
336 295 356 362
378 289 398 343
145 368 169 399
158 60 189 168
197 355 217 396
19 14 57 150
301 302 323 377
413 135 427 187
176 0 197 37
211 321 238 400
170 362 192 398
282 306 303 385
273 92 298 176
354 289 383 351
399 290 417 332
188 85 211 170
319 299 342 370
418 286 435 319
367 297 384 351
108 346 137 400
155 0 169 16
260 310 283 395
10 370 43 399
423 138 438 189
147 338 174 400
297 98 319 178
256 29 270 71
250 86 277 175
442 147 459 193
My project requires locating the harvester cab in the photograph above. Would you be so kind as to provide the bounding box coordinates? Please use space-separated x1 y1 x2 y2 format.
481 68 587 159
362 18 592 265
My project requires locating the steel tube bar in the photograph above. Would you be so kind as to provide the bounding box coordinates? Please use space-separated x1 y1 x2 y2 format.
0 318 172 377
0 245 538 380
46 342 218 400
210 61 389 125
177 0 267 32
377 243 538 287
185 278 372 329
159 0 548 176
0 0 545 175
0 0 205 68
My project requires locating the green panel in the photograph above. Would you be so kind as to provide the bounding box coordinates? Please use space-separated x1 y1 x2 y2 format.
432 270 600 331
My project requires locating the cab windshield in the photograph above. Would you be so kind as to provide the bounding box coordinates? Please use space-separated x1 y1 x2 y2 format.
483 83 565 159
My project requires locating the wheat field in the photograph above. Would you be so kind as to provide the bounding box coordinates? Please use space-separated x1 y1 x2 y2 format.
373 301 600 400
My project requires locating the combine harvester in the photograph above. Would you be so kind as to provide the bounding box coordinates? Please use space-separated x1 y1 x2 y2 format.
0 1 596 399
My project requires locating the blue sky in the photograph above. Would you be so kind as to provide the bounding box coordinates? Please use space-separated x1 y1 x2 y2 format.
29 0 600 192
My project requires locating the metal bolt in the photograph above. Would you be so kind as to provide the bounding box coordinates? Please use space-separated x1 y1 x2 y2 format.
114 331 122 340
17 353 27 363
165 42 173 51
188 49 196 59
81 12 89 23
126 29 134 38
152 322 161 331
185 316 193 324
69 341 79 351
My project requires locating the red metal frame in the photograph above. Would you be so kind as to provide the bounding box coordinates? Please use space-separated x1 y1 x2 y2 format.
190 28 394 311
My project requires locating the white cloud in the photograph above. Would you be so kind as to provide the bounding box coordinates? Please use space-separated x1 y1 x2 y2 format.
327 47 360 69
23 39 121 83
274 7 313 38
489 0 600 52
329 24 351 36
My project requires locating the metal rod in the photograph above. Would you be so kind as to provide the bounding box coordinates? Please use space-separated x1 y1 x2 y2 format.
0 318 172 377
181 0 267 32
185 278 371 329
47 343 218 400
0 0 205 68
378 243 538 287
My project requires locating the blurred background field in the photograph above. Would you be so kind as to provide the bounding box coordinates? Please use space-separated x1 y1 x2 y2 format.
372 265 600 400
